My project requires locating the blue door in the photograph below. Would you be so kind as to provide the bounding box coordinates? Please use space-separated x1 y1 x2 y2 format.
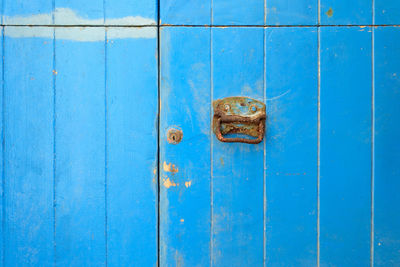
2 0 400 266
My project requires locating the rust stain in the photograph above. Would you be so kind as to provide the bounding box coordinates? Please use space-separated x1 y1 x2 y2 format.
220 157 224 166
163 178 177 188
163 161 178 174
326 7 333 17
184 181 192 188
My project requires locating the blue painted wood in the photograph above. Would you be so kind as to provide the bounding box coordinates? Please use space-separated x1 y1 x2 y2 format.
160 0 211 25
375 1 400 24
159 26 211 267
0 27 2 267
105 0 156 24
265 27 318 266
55 0 103 25
212 0 264 25
106 27 158 267
320 0 372 25
3 26 54 266
266 0 317 25
54 27 106 266
3 0 53 25
211 27 264 266
374 26 400 266
320 27 372 266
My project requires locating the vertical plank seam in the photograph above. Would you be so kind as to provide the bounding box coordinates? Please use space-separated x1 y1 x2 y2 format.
317 26 321 267
104 27 108 267
157 0 161 265
52 25 57 267
370 9 375 267
263 26 267 267
1 26 5 267
317 0 321 25
264 0 266 25
210 1 214 265
209 23 214 267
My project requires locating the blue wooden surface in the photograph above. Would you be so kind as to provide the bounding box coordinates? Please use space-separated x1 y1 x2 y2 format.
160 27 211 267
3 27 54 266
211 27 264 267
105 0 156 24
320 27 372 267
54 27 106 266
160 0 211 25
375 1 400 24
320 0 372 25
55 0 104 24
266 0 317 25
106 27 158 267
212 0 264 25
265 27 318 266
3 0 53 25
374 26 400 266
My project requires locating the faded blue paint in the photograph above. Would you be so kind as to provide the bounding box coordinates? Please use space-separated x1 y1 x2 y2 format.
105 0 156 23
374 26 400 266
106 27 158 267
211 27 264 266
375 0 400 24
320 0 372 25
3 27 54 266
160 0 211 25
159 27 211 267
320 27 372 266
212 0 264 25
265 27 318 267
3 0 52 23
54 28 106 266
266 0 317 25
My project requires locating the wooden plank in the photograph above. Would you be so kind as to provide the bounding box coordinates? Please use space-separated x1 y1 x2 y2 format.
375 1 400 24
3 0 53 25
159 26 211 267
265 27 318 266
211 27 264 266
106 27 158 267
320 0 372 25
212 0 264 25
55 27 106 266
320 27 372 266
266 0 317 25
3 26 54 266
55 0 103 25
105 0 156 25
160 0 211 25
0 26 2 267
374 26 400 266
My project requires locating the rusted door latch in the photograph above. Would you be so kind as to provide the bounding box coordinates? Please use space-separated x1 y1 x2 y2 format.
213 97 266 144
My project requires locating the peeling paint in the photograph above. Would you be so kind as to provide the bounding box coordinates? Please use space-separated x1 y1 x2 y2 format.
326 7 334 18
5 26 156 41
163 178 177 188
3 7 156 25
163 161 178 174
184 181 192 188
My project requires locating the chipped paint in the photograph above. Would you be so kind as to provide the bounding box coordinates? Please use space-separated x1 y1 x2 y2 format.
163 161 178 174
163 178 177 188
326 7 334 17
4 26 156 42
3 7 155 25
184 181 192 188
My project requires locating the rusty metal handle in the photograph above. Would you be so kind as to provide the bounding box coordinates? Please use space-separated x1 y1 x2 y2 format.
214 117 265 144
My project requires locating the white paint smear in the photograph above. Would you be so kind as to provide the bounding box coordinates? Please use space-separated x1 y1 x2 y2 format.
3 7 156 26
5 26 156 41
